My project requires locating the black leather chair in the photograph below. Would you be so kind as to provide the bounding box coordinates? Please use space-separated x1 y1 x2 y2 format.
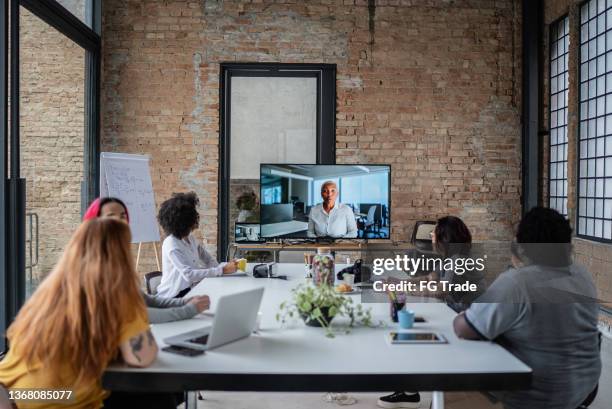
406 221 438 276
144 271 163 295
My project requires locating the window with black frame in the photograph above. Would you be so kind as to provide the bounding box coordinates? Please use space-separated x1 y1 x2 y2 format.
549 16 569 217
1 0 100 352
578 0 612 241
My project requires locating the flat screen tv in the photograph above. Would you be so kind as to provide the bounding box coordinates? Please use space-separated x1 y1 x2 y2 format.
260 164 391 239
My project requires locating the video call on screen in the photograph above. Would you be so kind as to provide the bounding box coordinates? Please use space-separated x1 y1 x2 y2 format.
259 164 391 239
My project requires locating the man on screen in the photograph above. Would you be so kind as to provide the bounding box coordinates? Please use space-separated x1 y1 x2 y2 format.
307 181 358 238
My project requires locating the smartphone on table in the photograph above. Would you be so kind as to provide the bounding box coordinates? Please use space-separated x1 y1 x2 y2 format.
162 345 205 356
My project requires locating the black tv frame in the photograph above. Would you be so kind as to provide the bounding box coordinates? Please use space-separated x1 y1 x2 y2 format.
259 163 392 241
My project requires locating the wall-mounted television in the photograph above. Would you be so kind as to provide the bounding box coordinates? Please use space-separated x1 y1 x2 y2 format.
260 164 391 239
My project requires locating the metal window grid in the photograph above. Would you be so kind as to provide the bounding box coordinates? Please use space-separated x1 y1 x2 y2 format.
579 0 612 241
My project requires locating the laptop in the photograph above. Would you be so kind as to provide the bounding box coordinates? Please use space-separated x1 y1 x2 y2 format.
163 287 265 351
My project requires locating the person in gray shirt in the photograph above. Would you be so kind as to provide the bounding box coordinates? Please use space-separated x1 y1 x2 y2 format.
453 207 601 409
144 292 210 324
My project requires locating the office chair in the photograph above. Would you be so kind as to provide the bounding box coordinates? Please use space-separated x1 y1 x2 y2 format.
382 204 389 226
144 271 163 295
410 221 436 252
361 205 381 238
406 221 438 276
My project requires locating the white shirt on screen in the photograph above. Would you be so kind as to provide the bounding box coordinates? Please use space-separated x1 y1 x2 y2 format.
307 203 358 238
157 234 224 298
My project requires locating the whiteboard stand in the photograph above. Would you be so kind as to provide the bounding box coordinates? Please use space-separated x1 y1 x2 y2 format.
100 152 161 244
136 242 161 272
100 152 162 273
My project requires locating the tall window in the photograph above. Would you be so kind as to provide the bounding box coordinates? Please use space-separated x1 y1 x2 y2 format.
549 16 569 216
579 0 612 240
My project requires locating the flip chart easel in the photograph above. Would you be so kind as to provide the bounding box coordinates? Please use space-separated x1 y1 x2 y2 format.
100 152 161 271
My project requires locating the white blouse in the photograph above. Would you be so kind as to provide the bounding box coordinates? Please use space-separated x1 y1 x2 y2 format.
156 234 224 298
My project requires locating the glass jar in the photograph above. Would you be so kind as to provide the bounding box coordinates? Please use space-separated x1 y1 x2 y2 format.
313 247 334 286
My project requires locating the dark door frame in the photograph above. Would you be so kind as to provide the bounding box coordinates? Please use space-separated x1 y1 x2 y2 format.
218 63 336 260
522 0 542 214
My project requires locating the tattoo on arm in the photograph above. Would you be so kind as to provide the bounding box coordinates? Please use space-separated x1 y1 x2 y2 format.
129 334 144 362
146 330 155 347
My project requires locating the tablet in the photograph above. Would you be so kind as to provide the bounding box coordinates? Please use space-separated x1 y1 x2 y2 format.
389 332 447 344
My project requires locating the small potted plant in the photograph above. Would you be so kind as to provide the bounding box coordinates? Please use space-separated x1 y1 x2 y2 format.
276 281 374 338
235 191 258 222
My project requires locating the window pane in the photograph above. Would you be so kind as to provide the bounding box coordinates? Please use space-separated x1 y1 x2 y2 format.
229 77 318 242
20 7 86 296
595 219 603 237
597 117 605 135
605 199 612 219
597 76 605 95
54 0 90 28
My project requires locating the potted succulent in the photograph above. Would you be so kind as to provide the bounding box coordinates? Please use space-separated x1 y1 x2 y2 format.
276 281 374 338
235 191 258 222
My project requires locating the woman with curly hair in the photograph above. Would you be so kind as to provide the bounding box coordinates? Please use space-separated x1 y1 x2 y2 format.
156 192 237 298
82 197 211 323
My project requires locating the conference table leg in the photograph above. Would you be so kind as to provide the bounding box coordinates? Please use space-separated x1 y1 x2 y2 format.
184 391 198 409
431 391 445 409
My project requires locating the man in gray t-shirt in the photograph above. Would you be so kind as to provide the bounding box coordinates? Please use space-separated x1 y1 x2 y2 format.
459 264 600 409
453 208 601 409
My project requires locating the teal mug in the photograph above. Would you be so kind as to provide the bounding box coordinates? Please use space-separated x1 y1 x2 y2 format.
398 309 415 329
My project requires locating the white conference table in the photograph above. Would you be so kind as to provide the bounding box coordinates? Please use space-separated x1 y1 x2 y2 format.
103 263 532 409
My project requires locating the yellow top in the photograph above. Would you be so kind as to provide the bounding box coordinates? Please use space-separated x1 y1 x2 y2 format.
0 309 149 409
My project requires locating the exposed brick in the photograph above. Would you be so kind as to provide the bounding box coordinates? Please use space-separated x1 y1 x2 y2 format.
99 0 524 272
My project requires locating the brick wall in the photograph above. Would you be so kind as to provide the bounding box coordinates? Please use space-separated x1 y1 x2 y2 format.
543 0 612 308
101 0 523 273
20 8 85 288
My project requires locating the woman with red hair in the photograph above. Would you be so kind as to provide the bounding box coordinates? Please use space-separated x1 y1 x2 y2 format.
0 219 168 408
83 197 211 323
83 197 130 223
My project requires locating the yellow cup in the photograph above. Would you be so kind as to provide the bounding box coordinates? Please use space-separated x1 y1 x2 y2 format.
237 258 247 272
